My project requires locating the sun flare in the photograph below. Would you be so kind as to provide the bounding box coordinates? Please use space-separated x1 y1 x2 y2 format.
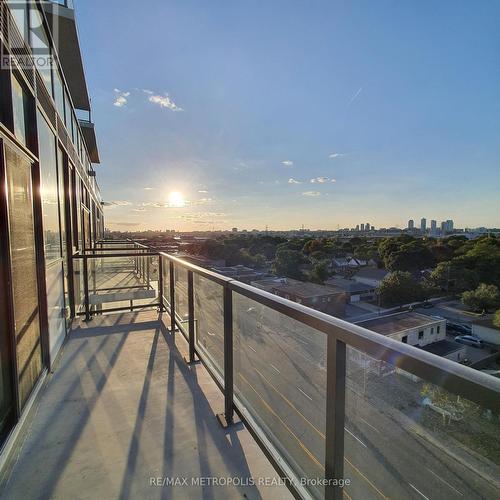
168 191 185 208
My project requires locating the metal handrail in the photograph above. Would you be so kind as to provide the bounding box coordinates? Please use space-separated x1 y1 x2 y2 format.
160 251 500 410
158 250 500 500
75 242 500 500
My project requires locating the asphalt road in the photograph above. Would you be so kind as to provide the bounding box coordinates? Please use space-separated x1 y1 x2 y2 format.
181 285 500 499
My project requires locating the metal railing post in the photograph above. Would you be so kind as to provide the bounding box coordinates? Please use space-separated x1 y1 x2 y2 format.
324 337 346 500
169 260 176 333
158 255 164 312
83 255 91 322
217 286 234 427
185 270 198 364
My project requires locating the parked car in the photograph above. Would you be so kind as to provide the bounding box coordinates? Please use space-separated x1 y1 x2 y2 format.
454 335 484 348
448 322 472 335
419 301 433 309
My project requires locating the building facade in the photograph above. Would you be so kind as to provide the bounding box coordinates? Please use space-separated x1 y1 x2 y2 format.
0 0 102 447
251 277 347 317
356 312 446 347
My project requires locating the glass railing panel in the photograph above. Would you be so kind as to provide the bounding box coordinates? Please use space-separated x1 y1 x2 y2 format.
85 254 158 313
173 265 189 335
193 274 224 378
162 256 170 309
344 347 500 500
233 292 327 499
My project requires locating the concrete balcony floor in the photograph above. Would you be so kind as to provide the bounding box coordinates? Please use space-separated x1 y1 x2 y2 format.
1 311 292 500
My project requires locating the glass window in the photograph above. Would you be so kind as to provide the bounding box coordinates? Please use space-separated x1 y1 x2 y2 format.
37 111 62 264
29 7 53 96
64 92 72 132
54 69 65 122
11 75 29 146
4 143 42 407
8 0 29 43
72 113 77 144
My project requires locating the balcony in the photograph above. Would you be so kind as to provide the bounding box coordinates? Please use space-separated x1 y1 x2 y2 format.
2 242 500 499
42 0 91 111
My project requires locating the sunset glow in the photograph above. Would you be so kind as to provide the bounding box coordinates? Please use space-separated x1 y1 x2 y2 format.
168 191 185 208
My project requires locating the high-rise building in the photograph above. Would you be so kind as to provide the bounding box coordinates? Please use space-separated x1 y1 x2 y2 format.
360 223 365 231
0 0 102 448
431 220 437 232
408 219 414 230
421 218 427 232
365 222 370 232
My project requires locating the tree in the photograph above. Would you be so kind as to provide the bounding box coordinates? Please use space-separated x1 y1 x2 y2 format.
384 241 435 272
272 249 305 280
461 284 500 313
494 310 500 328
378 271 424 307
429 261 479 293
310 260 330 284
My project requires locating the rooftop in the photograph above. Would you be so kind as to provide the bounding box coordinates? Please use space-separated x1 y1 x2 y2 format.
356 311 443 336
252 277 344 298
420 339 465 356
353 268 390 281
325 277 374 293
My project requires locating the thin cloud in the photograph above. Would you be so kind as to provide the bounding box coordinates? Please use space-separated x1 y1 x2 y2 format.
281 160 293 167
302 191 321 197
329 153 348 159
143 187 155 191
104 200 132 206
348 87 363 105
113 89 130 107
288 178 302 184
148 93 183 112
198 190 209 193
107 221 141 227
310 177 336 184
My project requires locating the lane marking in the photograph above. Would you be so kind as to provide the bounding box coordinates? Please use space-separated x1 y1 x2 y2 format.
426 468 463 496
253 367 324 438
360 417 381 434
296 386 313 401
409 483 430 500
248 369 387 499
238 373 323 468
207 331 215 337
270 363 281 374
345 427 367 448
248 345 257 353
345 458 388 500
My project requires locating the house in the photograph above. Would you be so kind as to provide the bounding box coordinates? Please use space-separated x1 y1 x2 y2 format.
353 268 391 288
472 319 500 346
325 277 376 303
251 277 347 317
331 257 360 273
356 311 447 347
356 312 467 365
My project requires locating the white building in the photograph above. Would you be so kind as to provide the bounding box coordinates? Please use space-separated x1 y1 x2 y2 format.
356 311 446 347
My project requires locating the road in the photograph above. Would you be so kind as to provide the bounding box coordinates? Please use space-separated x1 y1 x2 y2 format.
181 284 500 499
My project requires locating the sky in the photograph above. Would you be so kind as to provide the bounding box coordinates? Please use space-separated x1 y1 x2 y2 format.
74 0 500 231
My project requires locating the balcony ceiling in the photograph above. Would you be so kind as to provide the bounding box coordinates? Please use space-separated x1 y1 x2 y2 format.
43 2 91 111
79 120 100 164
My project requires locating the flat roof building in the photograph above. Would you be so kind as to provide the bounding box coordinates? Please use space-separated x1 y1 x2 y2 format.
356 312 446 347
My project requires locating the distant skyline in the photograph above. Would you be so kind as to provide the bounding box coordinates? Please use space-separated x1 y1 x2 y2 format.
76 0 500 231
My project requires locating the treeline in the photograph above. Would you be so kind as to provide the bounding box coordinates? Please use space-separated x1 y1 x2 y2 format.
186 234 500 310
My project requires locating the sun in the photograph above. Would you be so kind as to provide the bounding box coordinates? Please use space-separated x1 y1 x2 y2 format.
168 191 185 208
